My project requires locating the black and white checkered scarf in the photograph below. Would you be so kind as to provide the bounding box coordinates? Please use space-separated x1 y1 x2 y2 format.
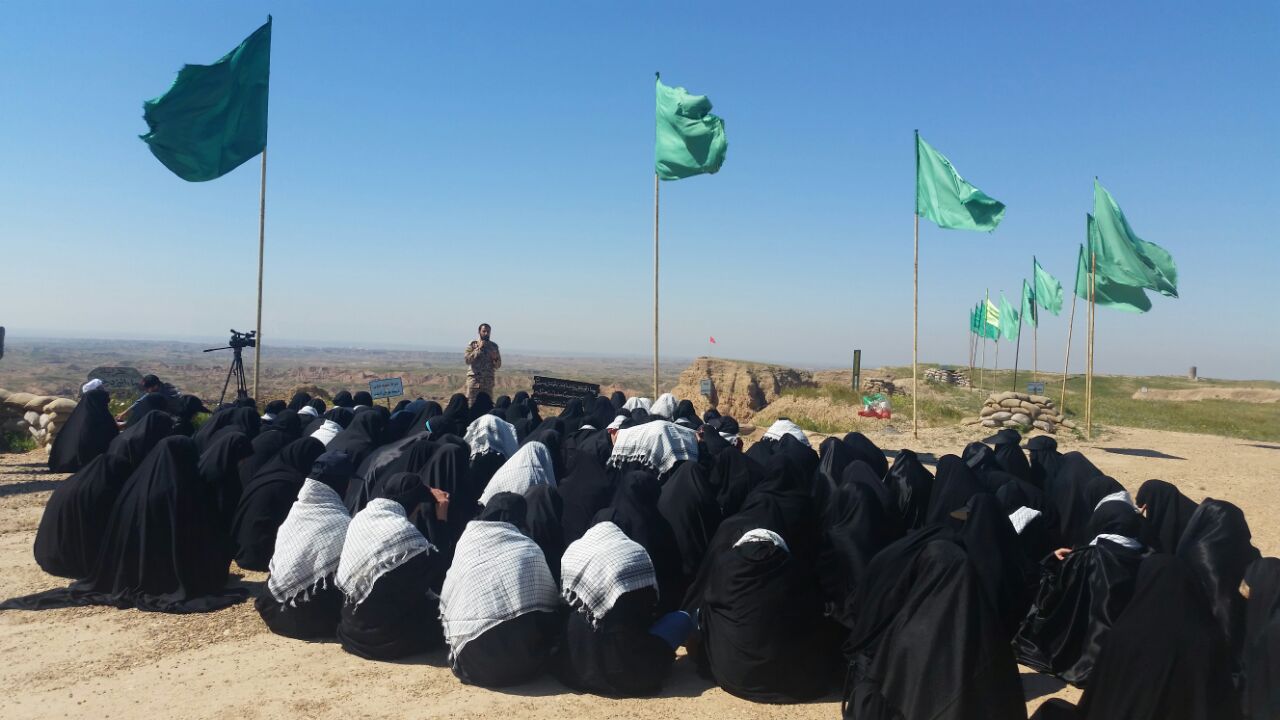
335 498 434 607
607 420 699 474
267 479 352 604
560 521 656 626
464 414 518 460
439 520 560 660
477 441 554 506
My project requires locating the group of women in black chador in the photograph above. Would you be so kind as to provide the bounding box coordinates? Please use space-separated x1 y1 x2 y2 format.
8 385 1280 720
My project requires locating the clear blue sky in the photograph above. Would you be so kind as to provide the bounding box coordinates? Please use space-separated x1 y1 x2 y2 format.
3 1 1277 379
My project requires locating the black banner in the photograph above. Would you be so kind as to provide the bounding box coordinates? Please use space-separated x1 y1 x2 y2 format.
532 375 600 408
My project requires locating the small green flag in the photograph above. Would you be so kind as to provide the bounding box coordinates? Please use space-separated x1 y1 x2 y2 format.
1091 180 1178 298
999 292 1020 341
655 75 727 181
915 132 1005 231
141 18 271 182
1033 257 1064 315
969 303 981 335
1021 279 1038 328
1077 222 1152 313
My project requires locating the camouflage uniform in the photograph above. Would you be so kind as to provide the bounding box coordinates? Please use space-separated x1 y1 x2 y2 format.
464 339 501 404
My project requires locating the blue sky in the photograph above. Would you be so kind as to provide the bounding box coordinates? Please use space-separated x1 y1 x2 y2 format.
2 1 1277 379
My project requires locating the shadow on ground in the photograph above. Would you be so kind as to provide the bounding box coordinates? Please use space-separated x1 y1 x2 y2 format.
1099 447 1185 460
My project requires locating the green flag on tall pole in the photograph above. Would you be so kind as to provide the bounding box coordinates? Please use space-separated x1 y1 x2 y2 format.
1079 223 1153 313
655 75 728 181
1091 180 1178 297
999 292 1020 341
915 132 1006 231
1021 279 1038 328
140 17 271 182
1033 257 1064 315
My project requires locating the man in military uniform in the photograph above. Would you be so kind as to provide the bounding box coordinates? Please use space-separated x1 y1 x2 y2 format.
464 323 502 404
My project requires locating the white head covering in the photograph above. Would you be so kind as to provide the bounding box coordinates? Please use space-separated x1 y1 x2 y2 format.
478 441 555 506
560 521 656 626
1008 506 1043 535
310 419 344 447
260 412 277 422
607 420 699 474
81 379 105 394
267 479 352 604
464 414 519 460
650 393 677 419
336 498 433 607
440 520 560 661
298 405 320 419
1094 489 1135 512
621 397 652 412
733 528 790 553
762 419 811 447
607 415 627 431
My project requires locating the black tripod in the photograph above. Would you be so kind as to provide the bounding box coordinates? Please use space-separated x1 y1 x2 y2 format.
204 329 255 408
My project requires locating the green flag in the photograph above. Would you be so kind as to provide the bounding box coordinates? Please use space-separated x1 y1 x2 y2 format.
999 292 1020 341
969 303 980 335
655 75 727 181
1091 180 1178 297
1077 223 1152 313
915 132 1005 231
1021 280 1038 328
1033 257 1063 315
141 18 271 182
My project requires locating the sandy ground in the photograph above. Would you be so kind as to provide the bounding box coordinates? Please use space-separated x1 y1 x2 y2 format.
3 425 1278 719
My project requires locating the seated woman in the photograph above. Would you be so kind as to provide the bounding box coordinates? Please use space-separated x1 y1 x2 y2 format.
255 451 355 639
553 521 685 696
1031 555 1241 720
4 436 246 612
48 380 118 473
335 471 449 660
698 528 832 703
1015 495 1149 686
440 493 563 687
230 437 326 571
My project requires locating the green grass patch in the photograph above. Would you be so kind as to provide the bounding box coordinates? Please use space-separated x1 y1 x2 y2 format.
0 431 38 453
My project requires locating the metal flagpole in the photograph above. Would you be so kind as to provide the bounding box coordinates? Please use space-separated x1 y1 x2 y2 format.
253 147 267 401
653 171 660 400
980 290 989 391
1031 257 1038 382
912 130 920 439
1012 290 1024 391
1086 250 1097 438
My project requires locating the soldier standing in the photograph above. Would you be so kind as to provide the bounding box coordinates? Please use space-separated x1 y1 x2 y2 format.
464 323 502 403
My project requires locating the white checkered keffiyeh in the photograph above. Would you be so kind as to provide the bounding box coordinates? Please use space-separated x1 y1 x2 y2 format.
762 419 811 447
607 420 699 474
1008 506 1043 535
622 396 652 412
335 498 434 607
649 393 677 419
477 441 554 506
733 528 790 553
464 414 519 460
267 479 352 604
560 521 656 626
310 419 343 447
439 520 561 660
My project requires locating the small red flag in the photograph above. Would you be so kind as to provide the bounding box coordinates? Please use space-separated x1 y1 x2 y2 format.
709 336 717 344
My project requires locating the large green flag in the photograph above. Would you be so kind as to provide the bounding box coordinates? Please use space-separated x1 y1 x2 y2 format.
655 76 727 181
1091 180 1178 297
1033 257 1064 315
983 299 1001 339
1077 222 1152 313
999 292 1020 341
915 132 1005 231
1021 279 1037 328
141 18 271 182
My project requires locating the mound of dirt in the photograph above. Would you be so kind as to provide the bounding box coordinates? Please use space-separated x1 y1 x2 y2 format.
1132 387 1280 403
671 357 817 420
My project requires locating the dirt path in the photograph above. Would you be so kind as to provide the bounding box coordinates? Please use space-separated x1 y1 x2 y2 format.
3 425 1276 719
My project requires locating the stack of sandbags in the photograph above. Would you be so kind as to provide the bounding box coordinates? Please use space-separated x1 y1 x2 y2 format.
971 391 1076 433
0 387 78 449
862 378 898 396
923 368 973 388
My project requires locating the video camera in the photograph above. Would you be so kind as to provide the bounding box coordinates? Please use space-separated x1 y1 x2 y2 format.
228 329 257 349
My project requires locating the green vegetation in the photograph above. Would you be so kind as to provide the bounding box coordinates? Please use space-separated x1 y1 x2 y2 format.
0 431 38 453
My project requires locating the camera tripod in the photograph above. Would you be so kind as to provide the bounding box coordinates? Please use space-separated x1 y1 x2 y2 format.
204 329 255 408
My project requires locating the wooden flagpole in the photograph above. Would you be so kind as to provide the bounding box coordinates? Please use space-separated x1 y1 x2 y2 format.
1031 256 1038 382
653 171 660 400
253 147 267 401
1086 250 1097 438
1060 259 1079 416
912 130 920 439
1011 291 1024 391
980 290 989 391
